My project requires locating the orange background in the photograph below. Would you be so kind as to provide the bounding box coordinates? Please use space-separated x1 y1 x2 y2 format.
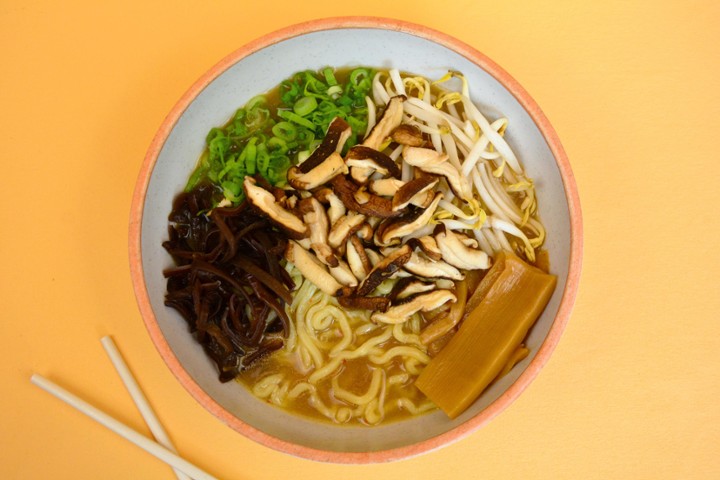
2 1 719 478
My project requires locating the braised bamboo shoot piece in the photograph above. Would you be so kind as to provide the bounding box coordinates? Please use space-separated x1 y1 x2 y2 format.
415 252 556 419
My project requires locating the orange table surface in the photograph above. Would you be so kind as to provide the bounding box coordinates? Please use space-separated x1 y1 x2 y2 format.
2 1 719 478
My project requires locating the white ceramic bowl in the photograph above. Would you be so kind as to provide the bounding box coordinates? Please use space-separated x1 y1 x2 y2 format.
129 17 582 463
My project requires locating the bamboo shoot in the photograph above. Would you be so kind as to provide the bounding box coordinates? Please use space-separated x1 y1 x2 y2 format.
415 252 556 418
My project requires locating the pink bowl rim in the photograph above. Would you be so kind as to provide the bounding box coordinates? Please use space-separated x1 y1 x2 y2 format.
129 16 583 464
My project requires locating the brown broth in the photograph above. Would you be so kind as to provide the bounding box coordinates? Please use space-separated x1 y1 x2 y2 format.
237 330 432 425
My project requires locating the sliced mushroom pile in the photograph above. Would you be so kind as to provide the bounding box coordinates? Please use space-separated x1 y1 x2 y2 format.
243 97 493 324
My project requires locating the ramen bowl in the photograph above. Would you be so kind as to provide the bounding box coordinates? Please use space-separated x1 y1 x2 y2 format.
129 17 582 463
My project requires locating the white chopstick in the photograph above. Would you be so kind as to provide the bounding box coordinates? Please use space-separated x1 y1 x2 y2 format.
30 374 218 480
100 336 192 480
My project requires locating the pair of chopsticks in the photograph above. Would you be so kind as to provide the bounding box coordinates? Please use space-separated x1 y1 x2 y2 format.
31 336 218 480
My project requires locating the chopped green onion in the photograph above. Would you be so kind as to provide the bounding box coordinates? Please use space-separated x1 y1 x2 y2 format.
296 128 315 146
228 119 249 139
206 127 224 144
258 150 270 175
350 68 371 87
346 115 367 132
303 71 327 95
294 96 318 116
323 67 338 86
299 150 314 165
207 129 230 162
327 85 342 98
278 109 316 130
217 157 235 181
243 138 257 174
222 180 242 196
271 121 298 141
185 152 209 191
189 66 376 203
281 80 301 105
267 137 288 153
232 108 246 122
221 180 243 202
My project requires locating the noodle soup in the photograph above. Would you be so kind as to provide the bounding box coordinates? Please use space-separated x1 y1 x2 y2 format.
240 269 435 425
163 66 552 426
